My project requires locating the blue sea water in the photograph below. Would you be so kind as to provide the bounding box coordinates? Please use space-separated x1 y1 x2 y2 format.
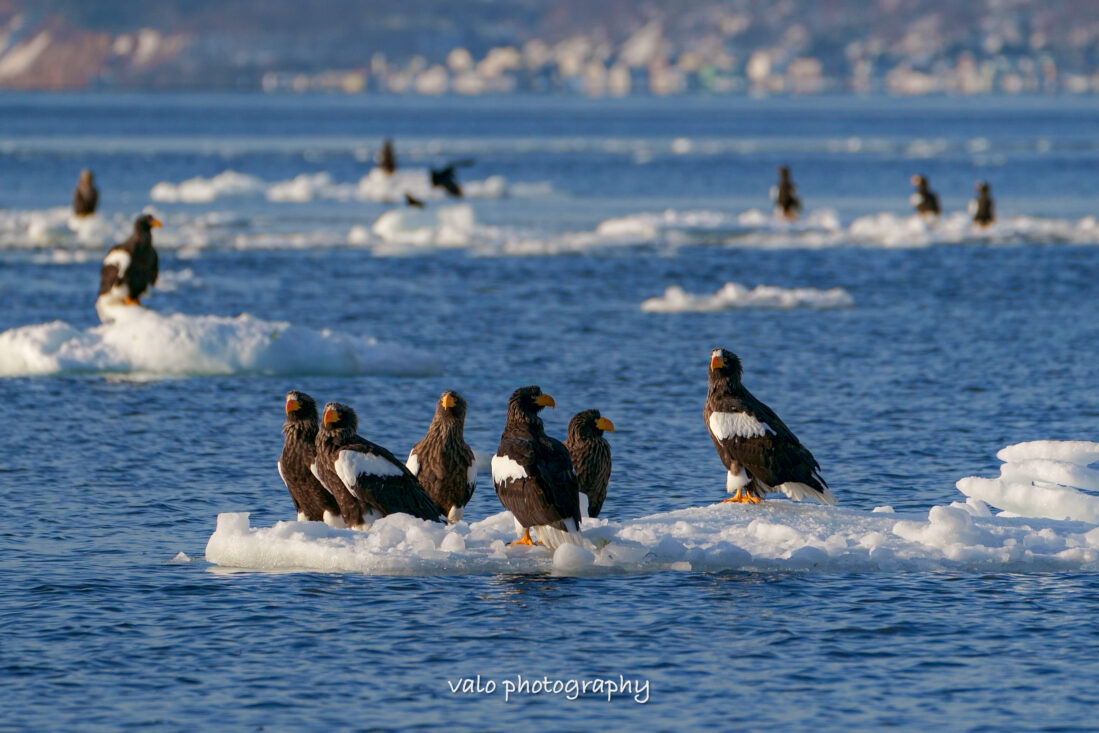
1 94 1099 731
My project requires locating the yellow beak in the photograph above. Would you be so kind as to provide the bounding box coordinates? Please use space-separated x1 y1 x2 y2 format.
285 398 301 414
595 417 615 432
535 393 556 408
322 406 337 425
440 393 457 409
150 218 163 228
710 354 725 371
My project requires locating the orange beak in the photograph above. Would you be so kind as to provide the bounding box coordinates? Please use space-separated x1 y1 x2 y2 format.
440 393 457 409
710 354 725 371
150 218 163 228
595 416 615 432
285 397 301 414
534 393 555 408
322 406 338 425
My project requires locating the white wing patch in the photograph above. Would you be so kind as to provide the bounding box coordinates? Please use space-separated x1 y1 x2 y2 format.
406 451 419 476
103 248 131 279
491 454 528 484
277 460 287 488
335 450 404 490
467 462 478 488
709 411 775 441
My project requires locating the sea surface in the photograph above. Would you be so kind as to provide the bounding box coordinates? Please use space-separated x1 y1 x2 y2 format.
1 94 1098 731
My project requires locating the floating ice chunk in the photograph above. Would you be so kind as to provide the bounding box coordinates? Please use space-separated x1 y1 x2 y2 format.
371 204 474 248
0 307 437 378
170 552 192 563
552 543 596 573
956 440 1099 523
641 282 853 313
266 172 336 202
997 441 1099 466
154 268 202 293
150 171 266 203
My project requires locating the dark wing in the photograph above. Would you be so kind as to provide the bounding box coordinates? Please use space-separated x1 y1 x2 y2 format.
341 440 444 522
535 435 582 525
718 390 827 492
567 436 611 517
73 186 97 216
431 167 463 197
149 246 158 286
98 259 121 296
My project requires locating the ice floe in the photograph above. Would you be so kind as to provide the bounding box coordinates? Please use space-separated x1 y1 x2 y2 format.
149 168 528 205
641 282 854 313
957 440 1099 523
0 307 436 378
368 204 475 248
204 440 1099 576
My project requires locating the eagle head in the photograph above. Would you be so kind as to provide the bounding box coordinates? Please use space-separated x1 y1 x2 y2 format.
320 402 358 433
284 390 318 421
436 390 467 421
134 214 163 233
709 348 743 386
508 385 555 419
568 409 615 441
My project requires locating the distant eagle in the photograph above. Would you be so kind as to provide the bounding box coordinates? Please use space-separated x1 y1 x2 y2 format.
704 348 835 505
313 402 445 529
970 181 995 227
771 165 801 221
96 214 161 321
73 169 98 217
278 391 341 523
565 409 615 517
407 390 476 524
492 386 583 548
910 174 941 217
430 159 474 198
377 138 397 175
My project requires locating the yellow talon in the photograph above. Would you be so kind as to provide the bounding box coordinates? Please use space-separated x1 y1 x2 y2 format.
509 529 536 547
722 488 745 504
746 494 763 504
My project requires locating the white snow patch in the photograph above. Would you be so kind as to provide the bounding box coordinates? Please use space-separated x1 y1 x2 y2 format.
0 308 436 378
643 282 853 312
370 204 474 248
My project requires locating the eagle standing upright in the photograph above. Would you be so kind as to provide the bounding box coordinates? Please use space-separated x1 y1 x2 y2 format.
73 169 98 217
313 402 445 529
492 386 583 549
704 348 835 505
407 390 477 524
278 391 341 523
96 214 161 321
564 409 615 517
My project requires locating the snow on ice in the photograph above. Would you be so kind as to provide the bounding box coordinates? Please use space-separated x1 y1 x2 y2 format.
204 441 1099 577
0 306 436 378
641 282 854 312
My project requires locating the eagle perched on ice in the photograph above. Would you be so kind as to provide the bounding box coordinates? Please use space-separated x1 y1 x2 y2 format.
407 390 477 524
565 409 615 517
704 348 835 505
95 214 161 321
492 385 583 549
313 402 445 529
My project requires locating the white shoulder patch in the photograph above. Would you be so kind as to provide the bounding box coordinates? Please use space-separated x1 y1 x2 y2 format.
406 451 419 476
103 248 131 277
709 411 775 441
491 454 528 484
335 449 405 489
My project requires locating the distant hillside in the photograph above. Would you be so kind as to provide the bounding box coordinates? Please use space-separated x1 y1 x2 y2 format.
1 0 1097 93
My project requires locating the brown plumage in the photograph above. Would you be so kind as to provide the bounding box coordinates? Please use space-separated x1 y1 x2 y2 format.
73 169 98 217
313 402 444 529
96 214 161 320
278 391 341 523
704 348 835 505
407 390 476 523
377 139 397 174
972 182 995 227
773 165 801 221
910 174 941 216
491 385 583 549
565 409 615 517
